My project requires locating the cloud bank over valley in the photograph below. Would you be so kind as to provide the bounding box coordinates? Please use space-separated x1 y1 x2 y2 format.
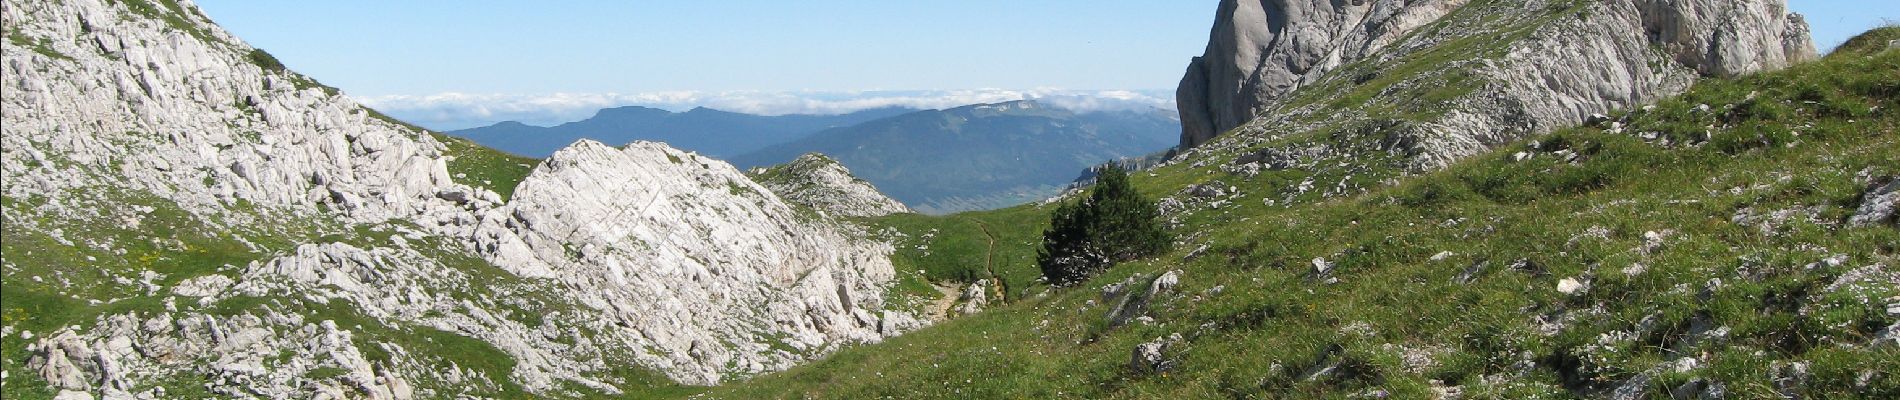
357 89 1177 130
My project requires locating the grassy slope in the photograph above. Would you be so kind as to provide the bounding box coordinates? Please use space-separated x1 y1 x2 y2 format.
433 131 537 200
870 204 1054 304
701 30 1900 399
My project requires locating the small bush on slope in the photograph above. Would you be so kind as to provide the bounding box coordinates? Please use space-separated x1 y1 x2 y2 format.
1040 165 1172 287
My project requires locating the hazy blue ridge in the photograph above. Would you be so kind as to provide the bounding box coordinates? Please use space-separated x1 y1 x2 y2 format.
733 100 1179 214
447 106 915 158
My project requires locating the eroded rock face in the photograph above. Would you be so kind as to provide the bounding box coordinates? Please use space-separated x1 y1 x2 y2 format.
27 310 418 400
752 153 911 218
1631 0 1816 77
1177 0 1469 147
1175 0 1816 164
1418 0 1815 169
5 0 500 393
1 0 477 226
4 0 920 395
1849 178 1898 227
472 141 911 384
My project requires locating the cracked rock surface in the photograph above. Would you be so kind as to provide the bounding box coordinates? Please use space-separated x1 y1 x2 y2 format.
2 0 923 396
751 153 911 218
1176 0 1814 171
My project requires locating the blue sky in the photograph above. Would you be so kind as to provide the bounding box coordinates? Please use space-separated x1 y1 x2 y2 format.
194 1 1213 95
193 1 1895 129
1799 1 1899 53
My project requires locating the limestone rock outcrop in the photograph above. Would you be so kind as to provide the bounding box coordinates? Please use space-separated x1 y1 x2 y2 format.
27 309 420 400
1420 0 1816 169
1850 178 1898 227
1 0 478 226
1176 0 1469 147
1175 0 1816 164
472 141 911 384
752 153 911 218
2 0 921 395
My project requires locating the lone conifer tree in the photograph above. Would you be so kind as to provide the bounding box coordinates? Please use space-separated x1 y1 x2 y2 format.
1038 164 1169 286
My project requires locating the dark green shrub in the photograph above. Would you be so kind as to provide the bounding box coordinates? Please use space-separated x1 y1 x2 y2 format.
1037 165 1170 286
248 48 285 72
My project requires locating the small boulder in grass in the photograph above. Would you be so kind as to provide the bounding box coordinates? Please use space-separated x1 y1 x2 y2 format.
1557 278 1587 295
1129 333 1183 376
1847 178 1897 227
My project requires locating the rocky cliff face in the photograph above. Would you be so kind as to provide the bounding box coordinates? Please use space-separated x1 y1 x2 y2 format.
1175 0 1815 162
1176 0 1468 148
1 0 921 397
2 0 475 224
472 141 919 384
751 153 912 218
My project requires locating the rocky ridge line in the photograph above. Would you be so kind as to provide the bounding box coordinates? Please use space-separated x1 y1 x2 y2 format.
750 153 912 218
1175 0 1815 171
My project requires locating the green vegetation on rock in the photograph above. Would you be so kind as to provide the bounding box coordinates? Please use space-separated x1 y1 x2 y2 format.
434 132 538 200
6 33 72 61
110 0 224 46
247 48 285 72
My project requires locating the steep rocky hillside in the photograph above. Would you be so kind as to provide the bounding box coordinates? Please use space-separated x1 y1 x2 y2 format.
0 0 931 398
707 26 1899 399
1178 0 1813 171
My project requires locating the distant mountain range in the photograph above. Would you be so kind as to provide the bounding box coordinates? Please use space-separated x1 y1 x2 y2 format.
447 106 914 158
448 100 1180 214
731 100 1179 214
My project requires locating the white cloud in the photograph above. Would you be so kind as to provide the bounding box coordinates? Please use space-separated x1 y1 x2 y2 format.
353 89 1177 131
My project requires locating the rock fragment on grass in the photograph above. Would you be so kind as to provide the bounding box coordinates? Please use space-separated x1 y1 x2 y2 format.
1848 178 1897 226
1129 333 1183 376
